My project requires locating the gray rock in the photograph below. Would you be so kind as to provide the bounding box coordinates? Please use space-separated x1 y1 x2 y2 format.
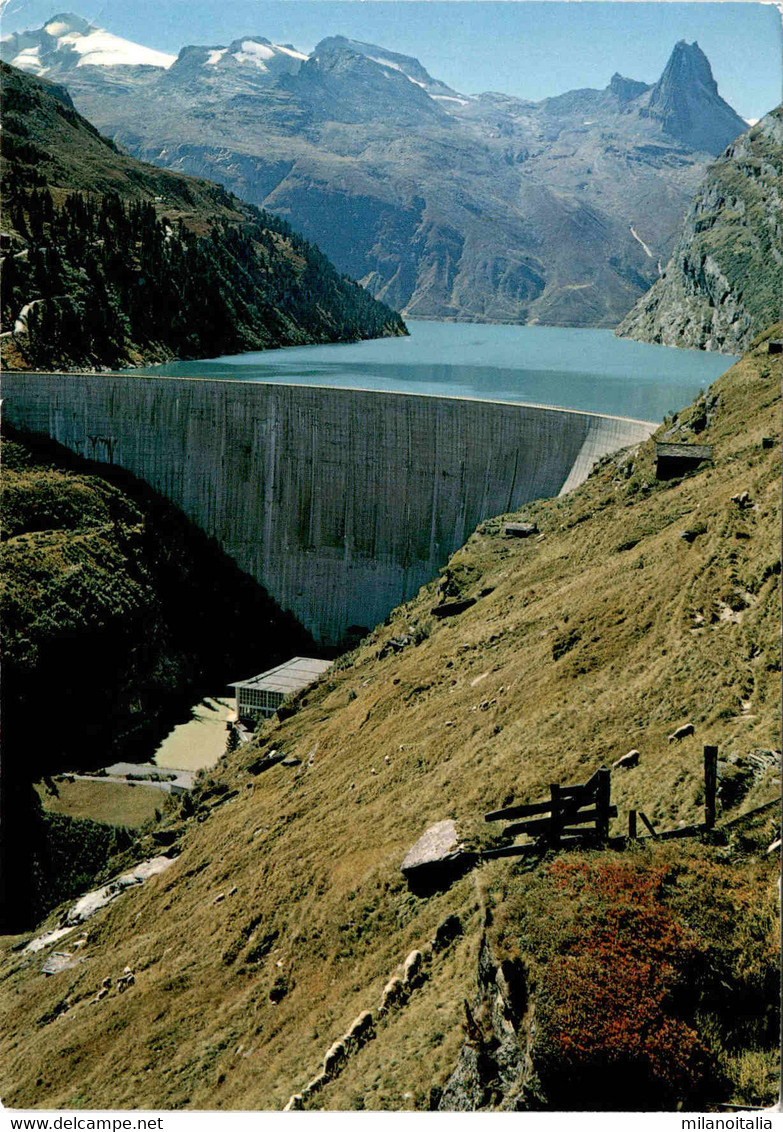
401 820 462 874
438 1045 497 1111
503 522 539 539
41 952 81 976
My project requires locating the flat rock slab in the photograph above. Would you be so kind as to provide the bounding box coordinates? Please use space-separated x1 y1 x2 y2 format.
41 951 83 976
504 522 538 538
402 820 463 874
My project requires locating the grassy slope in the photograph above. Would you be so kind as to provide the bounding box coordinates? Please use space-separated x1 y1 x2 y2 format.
0 332 779 1110
34 781 165 830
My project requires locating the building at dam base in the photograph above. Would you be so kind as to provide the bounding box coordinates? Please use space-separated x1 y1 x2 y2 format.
2 374 655 645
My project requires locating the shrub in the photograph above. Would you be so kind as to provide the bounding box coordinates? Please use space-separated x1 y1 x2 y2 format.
529 858 716 1109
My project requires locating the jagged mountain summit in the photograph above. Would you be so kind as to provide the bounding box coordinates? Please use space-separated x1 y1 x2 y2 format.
642 40 748 154
1 19 751 326
617 106 783 354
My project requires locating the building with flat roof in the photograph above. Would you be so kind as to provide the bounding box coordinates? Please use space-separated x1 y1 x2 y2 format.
230 657 333 721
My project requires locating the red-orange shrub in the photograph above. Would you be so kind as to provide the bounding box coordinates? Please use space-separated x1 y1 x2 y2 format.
528 857 715 1109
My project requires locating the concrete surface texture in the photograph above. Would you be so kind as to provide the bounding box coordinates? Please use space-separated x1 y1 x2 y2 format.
2 374 655 643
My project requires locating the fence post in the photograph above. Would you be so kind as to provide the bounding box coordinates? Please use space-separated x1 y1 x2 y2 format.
549 784 561 848
596 768 611 842
704 745 718 829
628 809 637 840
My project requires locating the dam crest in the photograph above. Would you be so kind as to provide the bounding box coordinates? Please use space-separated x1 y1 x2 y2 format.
1 373 655 644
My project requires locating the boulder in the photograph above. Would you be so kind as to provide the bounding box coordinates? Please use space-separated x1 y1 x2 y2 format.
503 522 539 539
402 820 462 875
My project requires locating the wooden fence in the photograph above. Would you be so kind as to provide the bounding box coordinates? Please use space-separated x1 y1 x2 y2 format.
483 767 616 859
482 746 723 859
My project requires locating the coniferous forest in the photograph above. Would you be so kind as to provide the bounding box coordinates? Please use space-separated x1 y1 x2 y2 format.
0 63 406 370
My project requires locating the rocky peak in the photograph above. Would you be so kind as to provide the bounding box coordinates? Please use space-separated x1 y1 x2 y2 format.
651 41 717 105
42 12 93 36
295 36 449 123
608 73 650 104
644 40 746 154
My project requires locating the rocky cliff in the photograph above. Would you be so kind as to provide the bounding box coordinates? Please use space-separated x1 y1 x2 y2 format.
617 108 783 353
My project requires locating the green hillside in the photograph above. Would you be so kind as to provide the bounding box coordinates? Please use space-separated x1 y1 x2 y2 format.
618 108 783 353
0 62 406 371
1 330 779 1111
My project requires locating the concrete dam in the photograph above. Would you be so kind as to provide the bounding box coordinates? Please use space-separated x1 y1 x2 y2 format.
1 373 655 644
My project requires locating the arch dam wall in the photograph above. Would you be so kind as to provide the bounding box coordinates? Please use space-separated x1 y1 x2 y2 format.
1 374 655 645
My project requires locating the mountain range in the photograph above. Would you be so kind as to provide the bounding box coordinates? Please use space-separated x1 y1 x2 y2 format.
1 15 750 326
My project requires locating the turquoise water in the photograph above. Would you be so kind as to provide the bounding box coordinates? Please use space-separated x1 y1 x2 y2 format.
132 321 737 422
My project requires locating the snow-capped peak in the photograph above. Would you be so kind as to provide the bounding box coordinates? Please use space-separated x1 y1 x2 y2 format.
229 36 308 70
2 13 176 74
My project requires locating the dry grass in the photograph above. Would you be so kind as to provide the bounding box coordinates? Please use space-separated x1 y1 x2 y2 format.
0 331 779 1110
34 780 165 829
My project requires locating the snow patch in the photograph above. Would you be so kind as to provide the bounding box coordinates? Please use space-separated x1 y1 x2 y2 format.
43 20 72 37
57 29 175 69
432 94 469 106
10 46 47 74
274 43 307 60
366 55 431 90
233 40 275 68
206 48 227 66
368 54 402 72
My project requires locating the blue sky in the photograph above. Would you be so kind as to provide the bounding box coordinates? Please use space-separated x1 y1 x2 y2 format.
2 1 780 119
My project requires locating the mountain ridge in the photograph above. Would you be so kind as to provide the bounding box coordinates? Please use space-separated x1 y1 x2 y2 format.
1 17 750 327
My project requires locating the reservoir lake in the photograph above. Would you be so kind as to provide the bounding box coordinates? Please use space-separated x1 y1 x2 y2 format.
134 321 737 423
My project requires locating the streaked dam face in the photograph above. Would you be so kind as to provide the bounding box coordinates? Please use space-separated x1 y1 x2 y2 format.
2 374 654 645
